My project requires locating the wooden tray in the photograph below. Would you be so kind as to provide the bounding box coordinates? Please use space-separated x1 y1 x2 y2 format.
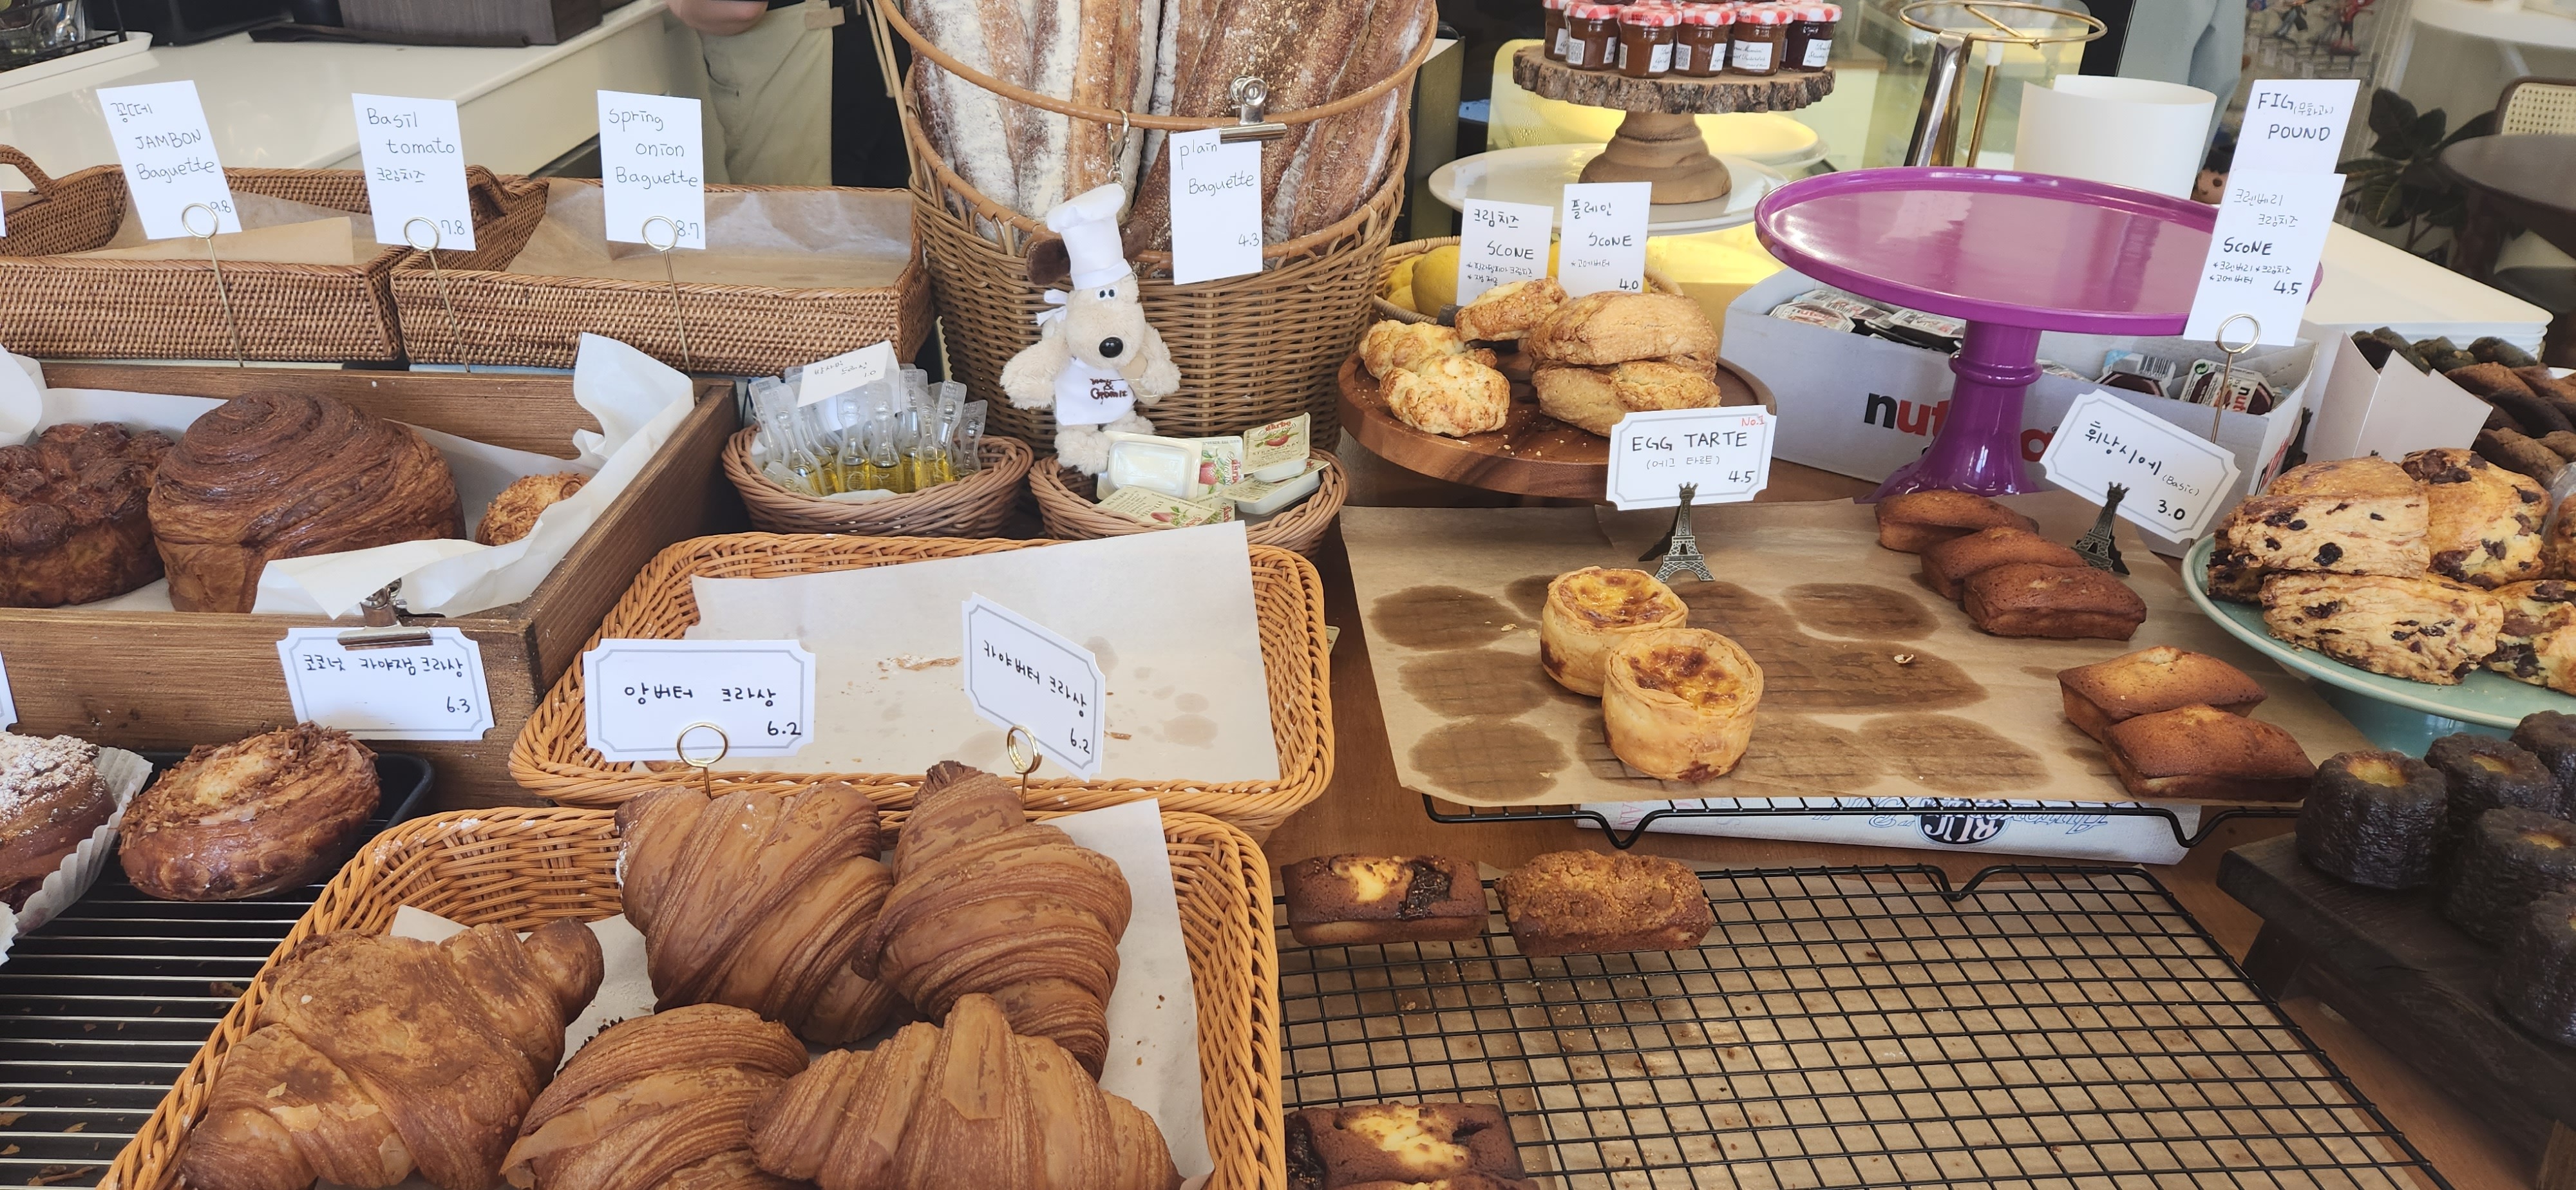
1335 350 1770 498
0 365 745 808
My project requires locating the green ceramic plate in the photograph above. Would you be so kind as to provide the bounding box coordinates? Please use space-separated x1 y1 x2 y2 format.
2181 536 2575 730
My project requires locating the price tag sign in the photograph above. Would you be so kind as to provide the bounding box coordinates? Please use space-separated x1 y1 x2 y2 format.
797 340 896 407
2039 390 2244 540
961 594 1105 779
1168 128 1262 286
1457 199 1552 305
2236 79 2359 175
581 639 815 762
1556 181 1650 298
2182 170 2340 346
1605 408 1777 509
596 91 705 249
352 95 475 251
275 628 495 741
96 80 237 241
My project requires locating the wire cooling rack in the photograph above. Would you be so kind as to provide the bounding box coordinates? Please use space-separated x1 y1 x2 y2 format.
1277 864 2448 1190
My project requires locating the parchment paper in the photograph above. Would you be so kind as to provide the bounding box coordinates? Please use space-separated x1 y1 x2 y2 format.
508 180 911 288
1343 493 2371 808
685 522 1279 782
83 191 370 264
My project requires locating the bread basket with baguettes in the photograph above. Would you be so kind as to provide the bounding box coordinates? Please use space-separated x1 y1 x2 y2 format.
98 806 1285 1190
1371 236 1692 325
722 428 1034 536
386 175 934 374
1029 449 1347 557
508 532 1332 837
0 147 517 363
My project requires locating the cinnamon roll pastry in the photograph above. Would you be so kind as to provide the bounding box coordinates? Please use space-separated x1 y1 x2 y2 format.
119 724 378 902
502 1003 809 1190
149 393 462 613
0 422 170 608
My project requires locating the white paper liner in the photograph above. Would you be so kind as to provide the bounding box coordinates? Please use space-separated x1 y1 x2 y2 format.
0 746 153 963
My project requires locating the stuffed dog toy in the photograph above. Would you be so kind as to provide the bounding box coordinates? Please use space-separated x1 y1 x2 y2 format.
1000 184 1181 474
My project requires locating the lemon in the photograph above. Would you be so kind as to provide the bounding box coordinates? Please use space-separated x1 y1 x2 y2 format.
1388 285 1417 312
1385 256 1417 297
1414 244 1461 312
1548 241 1560 276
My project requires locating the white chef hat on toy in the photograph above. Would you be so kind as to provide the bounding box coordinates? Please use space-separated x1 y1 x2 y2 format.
1048 184 1133 290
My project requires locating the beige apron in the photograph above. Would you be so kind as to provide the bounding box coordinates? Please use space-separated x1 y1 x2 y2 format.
699 0 836 186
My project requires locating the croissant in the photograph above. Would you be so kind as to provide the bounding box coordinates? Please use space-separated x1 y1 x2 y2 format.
617 780 905 1044
749 993 1179 1190
502 1003 810 1190
852 762 1132 1075
179 919 605 1190
150 392 462 612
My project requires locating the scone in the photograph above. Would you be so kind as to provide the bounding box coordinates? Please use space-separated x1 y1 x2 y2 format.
1539 566 1690 696
1960 563 2147 640
2101 704 2315 802
1874 489 2038 553
0 733 113 910
1454 276 1567 342
1497 850 1712 956
1287 1103 1528 1190
2404 447 2546 589
1921 527 2085 601
1600 627 1762 781
2206 457 2427 603
1524 292 1719 375
118 724 378 901
476 471 587 546
2259 571 2503 685
2488 579 2576 692
1282 854 1486 945
1531 361 1730 437
1361 319 1491 380
2058 645 2268 742
1385 355 1511 437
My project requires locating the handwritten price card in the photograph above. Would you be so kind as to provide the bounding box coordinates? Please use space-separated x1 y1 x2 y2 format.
581 639 816 761
2183 171 2340 346
798 340 897 407
2235 79 2358 175
276 628 495 741
1457 198 1552 305
352 95 475 250
961 594 1106 779
2039 390 2243 540
597 91 706 249
1557 182 1650 298
1168 128 1262 285
1605 408 1777 509
96 81 237 240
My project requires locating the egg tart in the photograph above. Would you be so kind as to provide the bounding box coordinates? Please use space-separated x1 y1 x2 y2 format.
1602 628 1763 782
1540 567 1690 696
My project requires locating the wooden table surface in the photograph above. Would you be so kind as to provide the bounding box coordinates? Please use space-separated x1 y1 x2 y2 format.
1273 455 2533 1189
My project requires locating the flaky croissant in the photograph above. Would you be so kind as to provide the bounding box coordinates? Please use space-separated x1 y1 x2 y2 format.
179 919 605 1190
749 993 1179 1190
149 392 462 613
852 762 1132 1075
502 1003 810 1190
617 781 905 1045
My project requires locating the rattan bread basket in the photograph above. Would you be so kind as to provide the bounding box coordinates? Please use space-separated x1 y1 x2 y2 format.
1030 449 1346 556
99 806 1285 1190
388 175 934 374
1370 235 1690 325
0 147 514 363
509 533 1332 837
723 428 1034 536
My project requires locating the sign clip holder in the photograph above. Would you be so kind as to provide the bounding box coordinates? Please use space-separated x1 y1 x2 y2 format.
2072 482 2130 576
336 584 434 650
1004 723 1041 799
1640 482 1716 583
1219 77 1288 144
404 217 476 375
2206 312 2260 440
182 202 247 368
641 215 696 373
677 722 728 797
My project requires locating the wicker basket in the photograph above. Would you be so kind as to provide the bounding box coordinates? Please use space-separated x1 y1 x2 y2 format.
509 533 1332 836
723 430 1033 536
1370 235 1689 325
388 175 934 375
99 807 1285 1190
0 148 513 363
1030 449 1346 557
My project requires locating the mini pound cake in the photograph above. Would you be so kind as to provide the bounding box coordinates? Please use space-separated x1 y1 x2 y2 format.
1874 489 2038 554
1960 562 2148 640
1497 850 1713 956
2101 704 2315 802
1920 527 2085 602
1282 855 1486 945
2056 645 2268 743
1287 1102 1530 1190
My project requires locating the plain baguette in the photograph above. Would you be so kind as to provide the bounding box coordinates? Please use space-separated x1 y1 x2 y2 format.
1124 0 1303 253
1286 0 1430 237
904 0 1031 215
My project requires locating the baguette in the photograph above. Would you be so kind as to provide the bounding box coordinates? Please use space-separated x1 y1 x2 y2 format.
1017 0 1074 215
1249 0 1381 241
904 0 1031 215
1284 0 1430 238
1126 0 1306 253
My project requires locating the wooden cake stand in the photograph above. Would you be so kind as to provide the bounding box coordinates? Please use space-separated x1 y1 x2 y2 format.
1337 350 1773 498
1510 45 1833 205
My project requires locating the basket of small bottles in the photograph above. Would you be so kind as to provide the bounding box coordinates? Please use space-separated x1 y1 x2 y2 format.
725 365 1033 536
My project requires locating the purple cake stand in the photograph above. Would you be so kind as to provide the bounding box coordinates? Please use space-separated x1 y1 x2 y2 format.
1753 168 2217 499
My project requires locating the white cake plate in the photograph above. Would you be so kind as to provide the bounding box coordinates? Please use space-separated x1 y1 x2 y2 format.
1426 145 1791 235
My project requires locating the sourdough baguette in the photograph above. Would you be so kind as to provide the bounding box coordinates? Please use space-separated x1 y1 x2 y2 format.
1126 0 1309 252
905 0 1032 214
1282 0 1432 238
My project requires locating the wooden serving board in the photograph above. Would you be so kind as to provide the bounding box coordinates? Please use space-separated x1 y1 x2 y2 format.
2221 833 2576 1181
1336 352 1768 498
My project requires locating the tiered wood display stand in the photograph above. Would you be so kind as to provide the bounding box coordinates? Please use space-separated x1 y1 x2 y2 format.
1508 44 1833 205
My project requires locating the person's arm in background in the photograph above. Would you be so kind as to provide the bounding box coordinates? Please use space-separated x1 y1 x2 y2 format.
667 0 770 37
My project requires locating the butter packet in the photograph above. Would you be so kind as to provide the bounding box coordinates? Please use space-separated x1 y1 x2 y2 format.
1095 484 1202 528
1222 458 1329 516
1104 431 1205 498
1242 413 1311 482
1179 495 1237 525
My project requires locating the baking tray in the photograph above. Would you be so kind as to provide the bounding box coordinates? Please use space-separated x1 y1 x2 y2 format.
1278 864 2447 1189
0 751 432 1190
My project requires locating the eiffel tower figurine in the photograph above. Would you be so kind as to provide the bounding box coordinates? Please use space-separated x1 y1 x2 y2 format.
2073 483 2130 576
1640 483 1716 583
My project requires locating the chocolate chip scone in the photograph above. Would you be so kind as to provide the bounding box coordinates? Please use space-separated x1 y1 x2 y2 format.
2404 447 2547 589
2206 457 2425 603
2488 579 2576 693
2259 572 2505 685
